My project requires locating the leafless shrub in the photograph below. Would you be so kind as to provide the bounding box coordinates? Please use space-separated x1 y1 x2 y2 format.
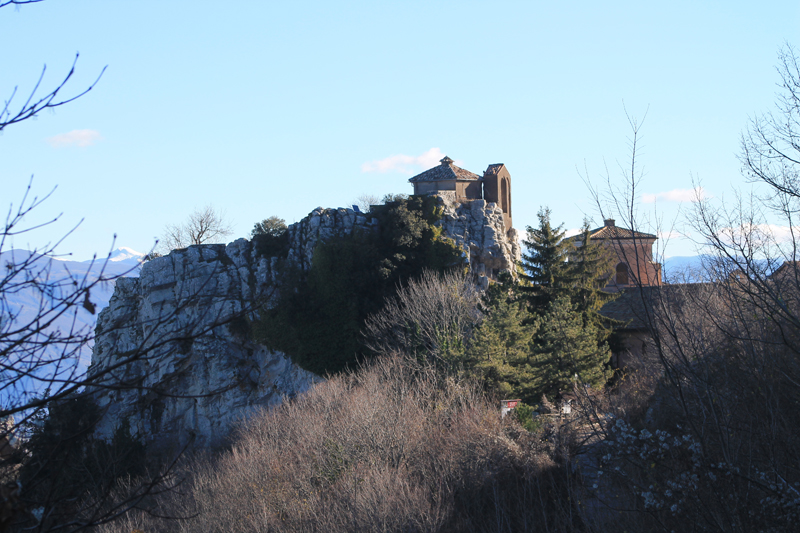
362 269 482 367
354 194 380 213
97 355 589 533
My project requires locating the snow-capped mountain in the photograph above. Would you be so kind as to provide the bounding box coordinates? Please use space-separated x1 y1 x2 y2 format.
104 246 146 265
3 246 144 312
662 255 710 282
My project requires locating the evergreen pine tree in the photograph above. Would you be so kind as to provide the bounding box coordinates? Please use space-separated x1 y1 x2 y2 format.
530 295 610 400
568 220 618 337
464 209 616 404
519 207 575 314
467 295 535 399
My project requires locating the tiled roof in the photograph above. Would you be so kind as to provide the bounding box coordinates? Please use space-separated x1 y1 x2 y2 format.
409 156 481 183
769 260 800 279
484 163 505 175
600 284 708 330
586 220 657 240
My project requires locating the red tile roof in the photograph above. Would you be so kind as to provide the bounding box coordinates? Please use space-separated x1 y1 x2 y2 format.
587 219 657 240
409 156 481 183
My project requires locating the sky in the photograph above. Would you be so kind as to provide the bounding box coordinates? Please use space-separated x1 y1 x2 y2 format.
2 0 799 261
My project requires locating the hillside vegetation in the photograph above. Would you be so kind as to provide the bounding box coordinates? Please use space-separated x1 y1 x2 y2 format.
254 195 463 375
13 46 800 533
100 356 584 533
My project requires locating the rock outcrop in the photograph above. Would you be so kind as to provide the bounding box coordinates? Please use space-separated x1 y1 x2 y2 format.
285 206 374 271
435 194 521 289
88 200 519 452
88 240 320 453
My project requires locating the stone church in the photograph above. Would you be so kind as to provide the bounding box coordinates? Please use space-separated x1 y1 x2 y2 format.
409 156 513 234
569 218 662 291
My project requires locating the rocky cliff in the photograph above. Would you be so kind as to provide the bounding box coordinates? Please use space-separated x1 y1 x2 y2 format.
436 194 521 289
88 196 520 452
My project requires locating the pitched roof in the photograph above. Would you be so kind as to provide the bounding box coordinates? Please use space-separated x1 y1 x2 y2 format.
586 219 657 240
600 284 700 330
599 288 653 330
484 163 505 175
769 260 800 279
408 156 481 183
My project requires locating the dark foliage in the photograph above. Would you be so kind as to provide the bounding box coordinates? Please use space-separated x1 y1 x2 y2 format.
252 230 289 258
254 196 464 375
19 395 147 528
251 216 289 258
519 207 575 314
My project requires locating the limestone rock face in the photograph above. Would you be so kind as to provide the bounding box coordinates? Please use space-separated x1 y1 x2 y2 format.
89 239 320 453
89 202 519 452
286 207 372 271
436 194 521 289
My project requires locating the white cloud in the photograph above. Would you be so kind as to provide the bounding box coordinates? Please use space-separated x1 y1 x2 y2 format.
362 147 448 174
715 223 796 250
764 224 796 243
641 187 707 204
46 129 102 148
658 230 690 241
744 223 795 244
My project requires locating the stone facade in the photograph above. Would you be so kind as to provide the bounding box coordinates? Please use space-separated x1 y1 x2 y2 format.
409 156 514 233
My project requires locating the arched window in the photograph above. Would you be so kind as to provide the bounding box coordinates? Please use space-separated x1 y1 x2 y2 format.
616 263 629 285
500 178 509 214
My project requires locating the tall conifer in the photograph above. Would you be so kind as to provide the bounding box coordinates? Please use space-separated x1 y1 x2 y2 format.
519 207 575 314
569 221 617 333
467 295 535 399
530 295 610 399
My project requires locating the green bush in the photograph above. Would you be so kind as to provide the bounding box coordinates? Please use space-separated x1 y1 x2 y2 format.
513 401 541 432
251 216 289 258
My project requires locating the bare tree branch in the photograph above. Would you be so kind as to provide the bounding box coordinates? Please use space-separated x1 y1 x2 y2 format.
160 205 233 253
0 54 106 133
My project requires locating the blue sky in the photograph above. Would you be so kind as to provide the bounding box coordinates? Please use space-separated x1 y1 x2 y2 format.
2 0 799 260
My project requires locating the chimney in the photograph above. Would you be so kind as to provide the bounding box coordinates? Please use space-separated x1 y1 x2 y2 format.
604 219 615 227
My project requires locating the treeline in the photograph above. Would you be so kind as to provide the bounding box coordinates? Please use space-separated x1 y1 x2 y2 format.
363 207 617 408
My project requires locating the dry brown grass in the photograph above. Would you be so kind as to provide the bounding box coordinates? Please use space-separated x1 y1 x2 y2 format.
99 356 585 533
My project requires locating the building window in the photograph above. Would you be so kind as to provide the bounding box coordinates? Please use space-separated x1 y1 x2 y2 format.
616 263 629 285
501 178 509 214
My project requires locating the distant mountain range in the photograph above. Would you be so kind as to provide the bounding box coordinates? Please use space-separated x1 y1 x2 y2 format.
661 255 709 282
661 255 787 283
1 247 145 401
3 246 145 311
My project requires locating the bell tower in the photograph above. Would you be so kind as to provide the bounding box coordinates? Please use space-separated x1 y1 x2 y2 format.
483 164 512 233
